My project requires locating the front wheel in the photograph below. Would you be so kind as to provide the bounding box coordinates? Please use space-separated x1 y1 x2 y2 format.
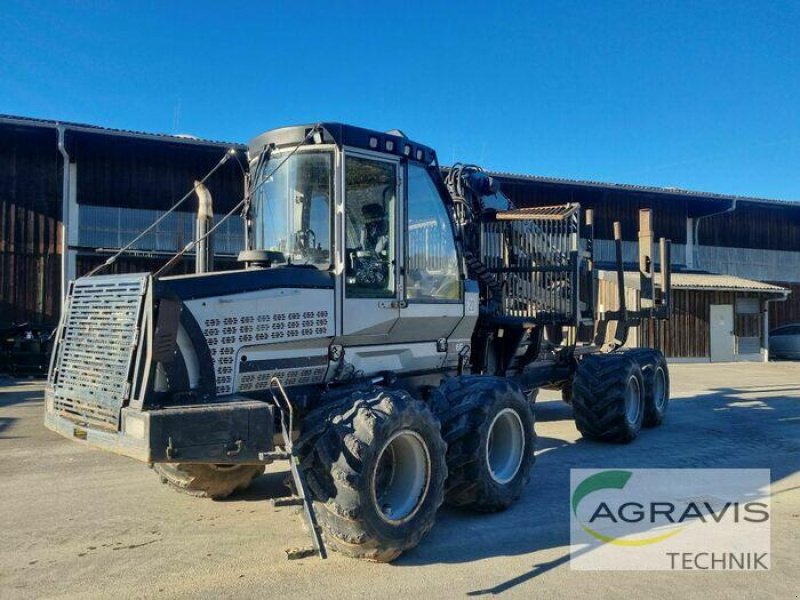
153 463 265 499
298 388 447 562
433 376 536 512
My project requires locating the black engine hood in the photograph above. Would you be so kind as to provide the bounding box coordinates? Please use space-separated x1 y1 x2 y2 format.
155 266 334 301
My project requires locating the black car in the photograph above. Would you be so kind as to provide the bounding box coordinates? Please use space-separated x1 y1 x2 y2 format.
770 323 800 360
0 323 55 375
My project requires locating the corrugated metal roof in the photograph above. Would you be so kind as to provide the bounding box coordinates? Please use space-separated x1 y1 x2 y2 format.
489 169 799 208
600 270 789 294
0 114 246 149
663 272 788 293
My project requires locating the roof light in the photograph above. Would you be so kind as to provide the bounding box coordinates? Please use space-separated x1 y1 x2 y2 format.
415 149 424 161
404 144 412 156
369 137 378 149
386 140 395 152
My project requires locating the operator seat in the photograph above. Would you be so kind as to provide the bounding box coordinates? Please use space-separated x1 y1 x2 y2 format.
359 203 389 254
348 203 390 290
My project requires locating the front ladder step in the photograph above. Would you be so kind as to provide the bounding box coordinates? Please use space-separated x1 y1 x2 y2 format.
266 377 327 560
259 449 290 461
272 495 305 507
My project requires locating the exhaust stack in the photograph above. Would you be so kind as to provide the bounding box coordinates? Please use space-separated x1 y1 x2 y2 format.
195 181 214 273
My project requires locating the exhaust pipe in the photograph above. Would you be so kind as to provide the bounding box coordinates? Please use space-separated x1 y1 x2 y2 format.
195 181 214 273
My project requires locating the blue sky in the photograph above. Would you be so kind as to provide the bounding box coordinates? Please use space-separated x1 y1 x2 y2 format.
2 1 799 200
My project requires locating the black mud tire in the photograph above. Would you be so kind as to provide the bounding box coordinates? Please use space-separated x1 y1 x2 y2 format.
153 463 265 499
431 376 536 512
572 354 645 443
623 348 670 427
297 388 447 562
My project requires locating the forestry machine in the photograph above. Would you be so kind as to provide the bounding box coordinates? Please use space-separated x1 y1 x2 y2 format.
45 123 672 561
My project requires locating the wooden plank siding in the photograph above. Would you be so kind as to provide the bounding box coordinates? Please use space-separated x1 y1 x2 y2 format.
598 278 768 358
499 181 689 244
0 126 62 327
643 290 769 358
0 124 246 328
770 283 800 328
698 202 800 251
72 133 244 214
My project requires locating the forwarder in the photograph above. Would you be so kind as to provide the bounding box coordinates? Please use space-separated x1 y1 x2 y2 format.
45 123 672 561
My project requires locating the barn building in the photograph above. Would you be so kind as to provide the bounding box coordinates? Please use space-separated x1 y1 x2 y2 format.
1 115 797 362
0 115 245 328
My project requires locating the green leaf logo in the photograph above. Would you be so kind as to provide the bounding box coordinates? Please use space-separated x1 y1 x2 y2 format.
572 470 683 546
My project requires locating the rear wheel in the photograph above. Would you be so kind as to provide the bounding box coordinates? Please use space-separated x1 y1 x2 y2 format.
624 348 670 427
572 354 644 443
432 376 535 512
153 463 265 499
298 388 446 562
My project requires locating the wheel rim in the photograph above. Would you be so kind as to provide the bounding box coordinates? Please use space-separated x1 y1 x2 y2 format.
486 408 526 484
372 430 431 524
624 375 642 424
653 367 667 411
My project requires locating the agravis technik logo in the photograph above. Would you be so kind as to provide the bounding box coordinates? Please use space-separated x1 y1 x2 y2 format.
569 469 771 570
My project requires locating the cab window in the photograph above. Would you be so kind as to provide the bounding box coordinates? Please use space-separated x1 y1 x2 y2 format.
344 156 397 298
406 164 460 301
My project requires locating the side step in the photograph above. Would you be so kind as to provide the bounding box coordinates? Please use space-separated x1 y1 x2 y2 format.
260 377 327 560
272 495 304 507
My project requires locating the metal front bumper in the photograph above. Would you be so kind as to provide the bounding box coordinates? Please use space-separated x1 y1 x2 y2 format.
45 391 274 464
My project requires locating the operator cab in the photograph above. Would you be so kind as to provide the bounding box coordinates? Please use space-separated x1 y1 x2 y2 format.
245 124 471 360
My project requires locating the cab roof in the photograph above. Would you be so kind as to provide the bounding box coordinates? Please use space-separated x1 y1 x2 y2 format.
248 122 437 166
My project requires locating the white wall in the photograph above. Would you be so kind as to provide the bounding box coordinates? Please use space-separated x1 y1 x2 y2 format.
593 240 800 284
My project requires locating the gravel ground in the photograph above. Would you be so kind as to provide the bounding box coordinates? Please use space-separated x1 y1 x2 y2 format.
1 362 798 599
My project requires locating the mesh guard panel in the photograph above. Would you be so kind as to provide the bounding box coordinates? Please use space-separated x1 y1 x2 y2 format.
481 204 580 323
49 273 149 431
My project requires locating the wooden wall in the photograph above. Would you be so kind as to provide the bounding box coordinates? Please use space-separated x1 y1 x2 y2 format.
598 279 767 358
73 133 244 213
500 181 689 244
642 290 767 358
698 202 800 251
770 283 800 328
0 126 62 327
0 124 246 329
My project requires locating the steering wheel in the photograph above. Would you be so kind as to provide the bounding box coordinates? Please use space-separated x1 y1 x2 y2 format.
295 229 317 251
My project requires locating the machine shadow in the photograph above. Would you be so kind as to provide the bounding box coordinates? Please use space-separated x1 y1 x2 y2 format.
393 385 800 594
531 399 573 422
224 470 294 502
0 416 18 438
0 378 45 410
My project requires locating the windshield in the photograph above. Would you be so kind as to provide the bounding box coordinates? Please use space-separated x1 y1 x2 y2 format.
250 149 333 267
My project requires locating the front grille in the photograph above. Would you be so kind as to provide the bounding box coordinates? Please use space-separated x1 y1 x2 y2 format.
49 273 149 431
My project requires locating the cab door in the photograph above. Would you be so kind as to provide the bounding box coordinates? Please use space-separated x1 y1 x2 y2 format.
340 152 402 340
394 162 464 343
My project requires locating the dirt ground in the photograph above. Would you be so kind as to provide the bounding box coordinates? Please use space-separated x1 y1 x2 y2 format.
1 362 798 599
